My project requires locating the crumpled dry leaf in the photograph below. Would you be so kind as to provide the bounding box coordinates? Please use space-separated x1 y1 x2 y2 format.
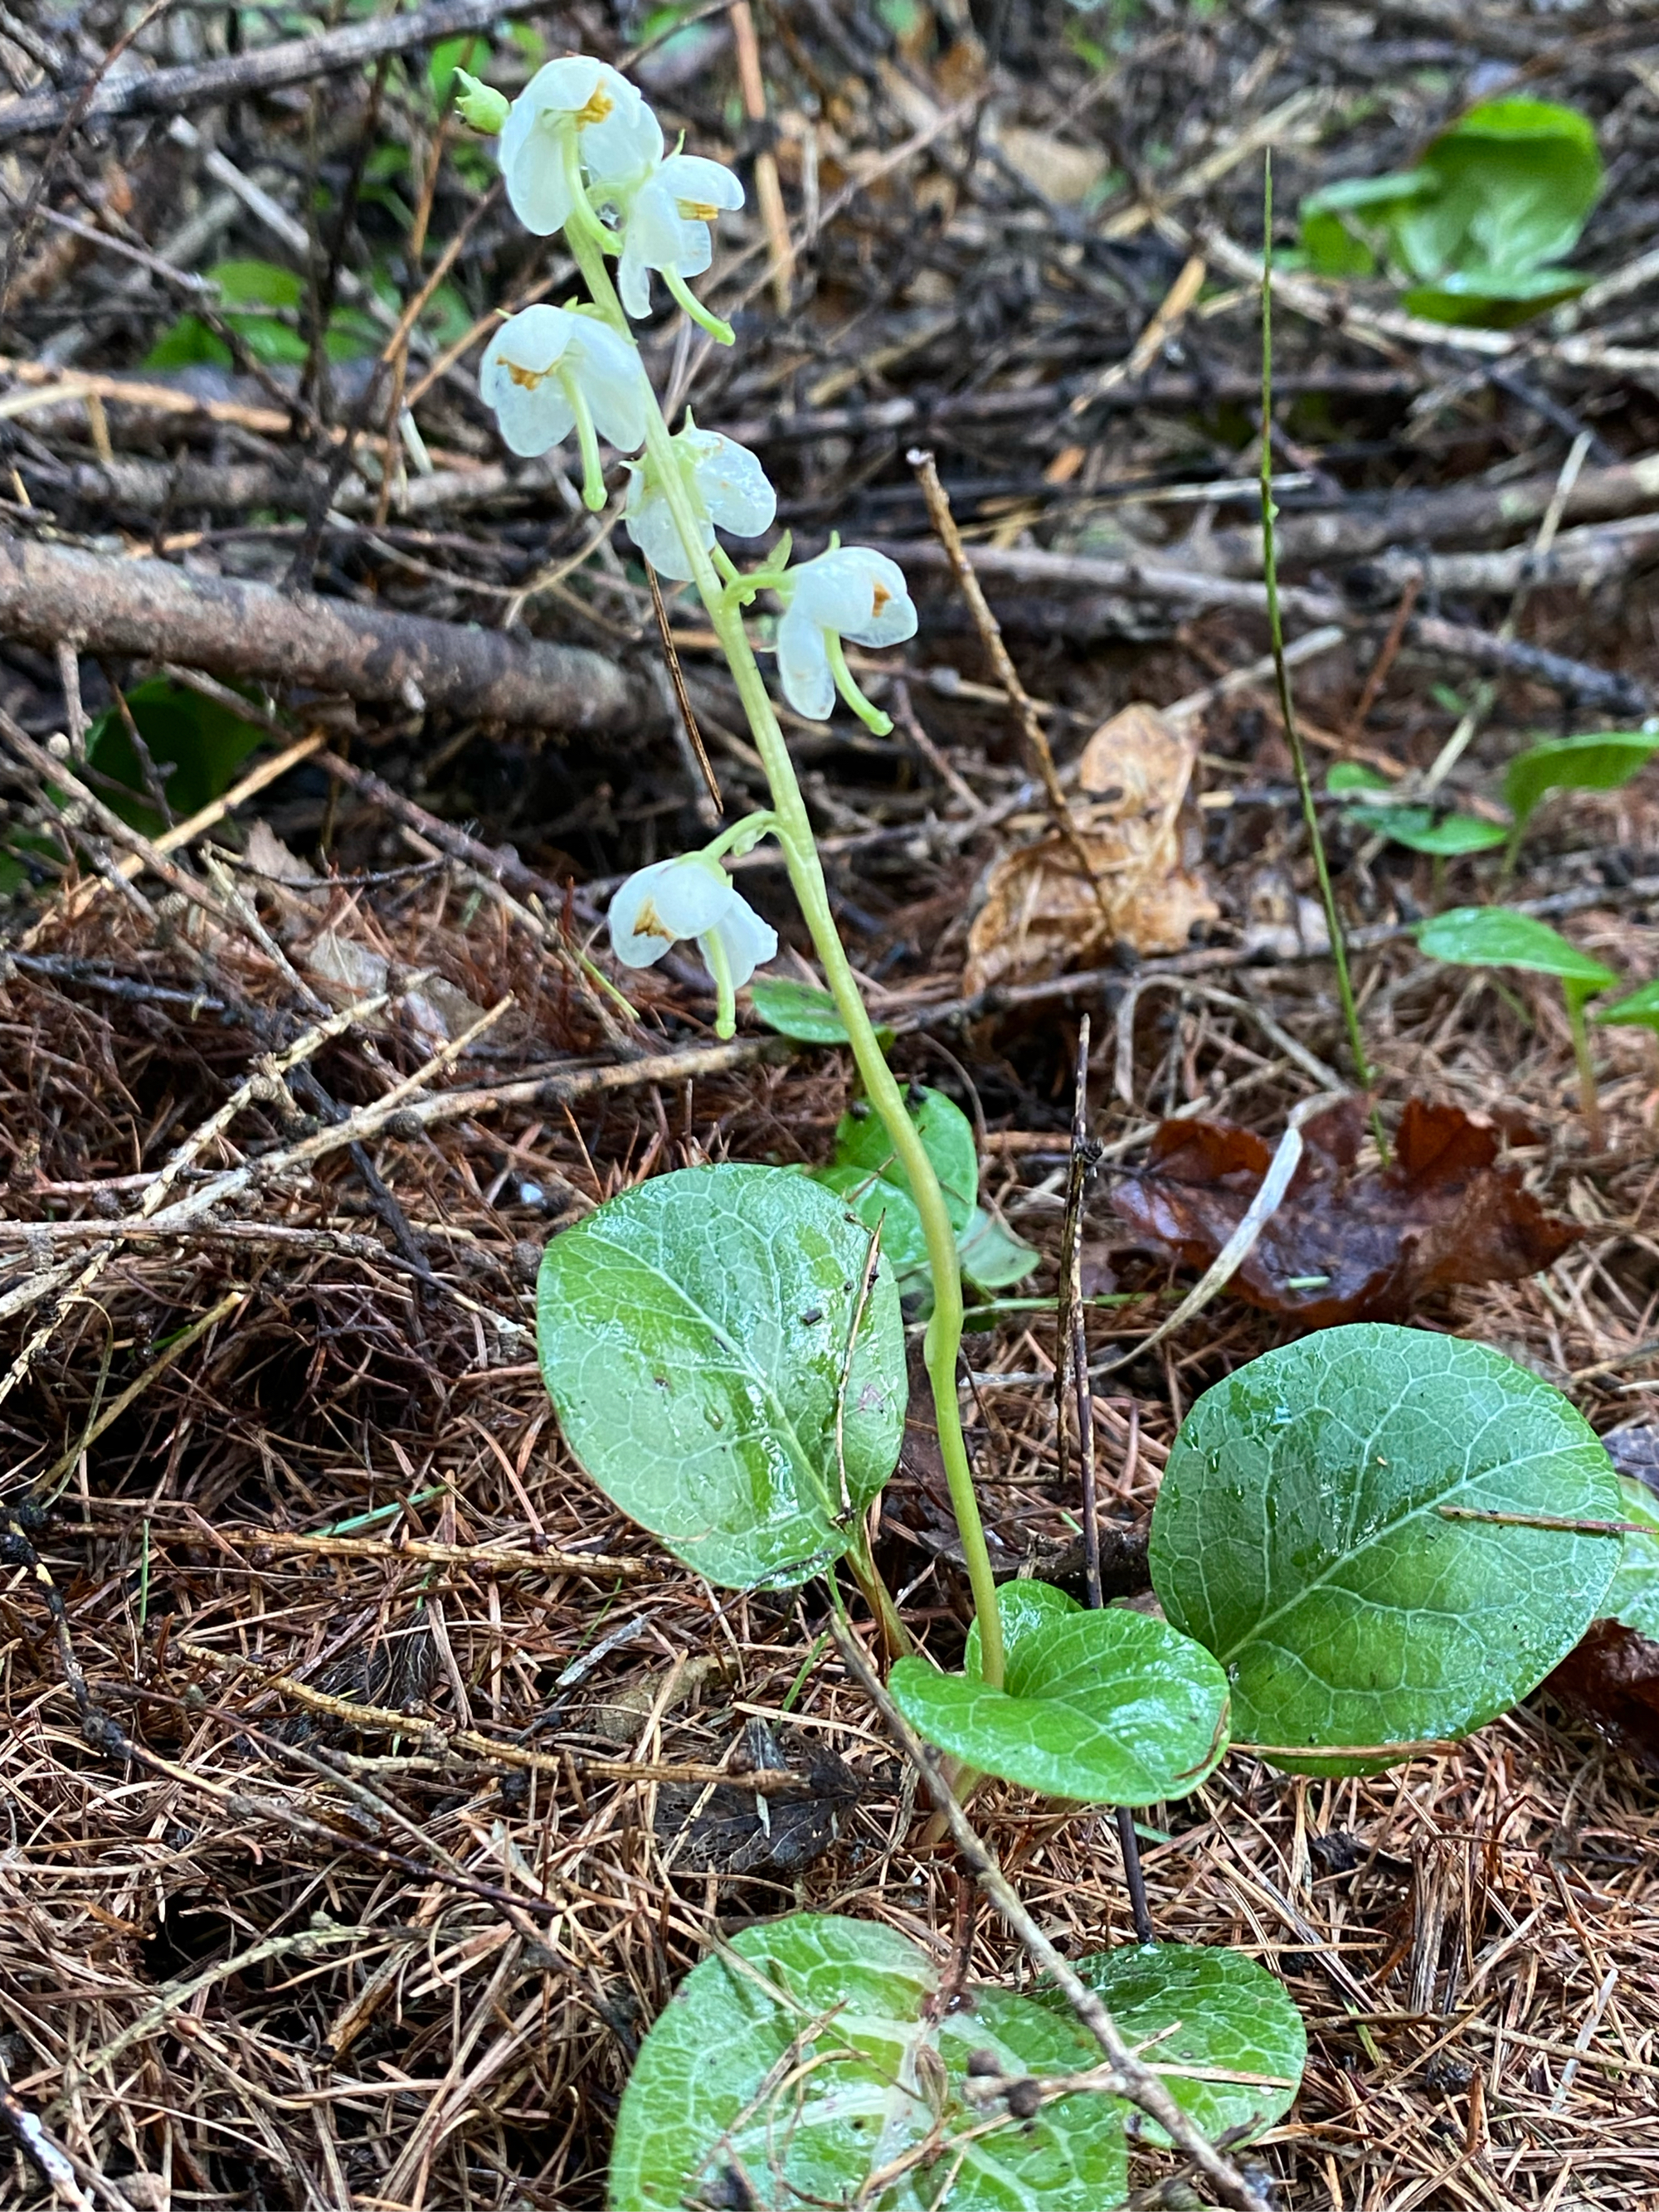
1545 1621 1659 1767
964 703 1217 994
303 928 486 1046
1109 1096 1579 1325
992 123 1110 205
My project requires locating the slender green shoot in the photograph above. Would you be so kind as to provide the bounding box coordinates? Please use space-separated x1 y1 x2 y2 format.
1260 157 1375 1117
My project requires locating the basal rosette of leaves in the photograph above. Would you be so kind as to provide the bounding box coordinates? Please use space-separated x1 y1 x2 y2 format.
1150 1324 1621 1773
1299 99 1603 327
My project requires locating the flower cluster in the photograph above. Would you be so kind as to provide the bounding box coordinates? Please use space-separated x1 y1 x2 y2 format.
465 49 927 1008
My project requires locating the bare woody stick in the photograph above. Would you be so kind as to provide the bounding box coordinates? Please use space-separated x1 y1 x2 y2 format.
907 447 1113 927
729 2 795 314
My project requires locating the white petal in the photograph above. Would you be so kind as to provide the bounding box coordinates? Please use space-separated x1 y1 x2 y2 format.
657 153 746 215
625 483 703 581
578 69 662 183
501 125 573 235
790 547 917 649
608 854 731 967
518 55 616 121
568 320 649 453
705 894 776 989
776 604 836 721
691 433 776 538
617 236 653 318
480 307 579 456
625 172 706 281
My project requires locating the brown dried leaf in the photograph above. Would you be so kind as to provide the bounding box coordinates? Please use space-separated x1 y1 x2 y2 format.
1109 1096 1579 1325
1545 1621 1659 1767
964 703 1217 994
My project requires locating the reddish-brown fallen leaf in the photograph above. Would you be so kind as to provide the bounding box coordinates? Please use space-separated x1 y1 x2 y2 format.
1545 1621 1659 1767
1108 1096 1578 1325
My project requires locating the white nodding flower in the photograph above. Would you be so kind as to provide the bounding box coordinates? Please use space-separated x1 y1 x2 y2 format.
625 425 776 581
609 853 777 990
617 153 746 319
776 547 917 722
480 304 648 460
499 56 663 236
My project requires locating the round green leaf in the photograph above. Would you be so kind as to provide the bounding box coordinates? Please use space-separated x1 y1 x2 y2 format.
1038 1943 1306 2145
749 976 895 1048
608 1913 1128 2212
815 1086 978 1297
1598 978 1659 1034
1345 805 1507 856
1505 732 1659 839
890 1581 1230 1805
1604 1476 1659 1640
1149 1325 1622 1772
537 1164 905 1589
1417 907 1618 990
959 1205 1040 1293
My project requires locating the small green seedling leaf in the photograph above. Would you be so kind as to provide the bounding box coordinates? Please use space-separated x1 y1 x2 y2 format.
749 976 893 1048
1326 761 1393 793
537 1164 905 1589
1036 1943 1306 2143
1345 805 1507 857
958 1205 1040 1293
1604 1476 1659 1641
1298 99 1603 328
609 1912 1128 2212
1598 978 1659 1034
1150 1324 1622 1773
814 1085 977 1300
1503 732 1659 849
85 675 267 836
1417 907 1617 1007
889 1580 1230 1804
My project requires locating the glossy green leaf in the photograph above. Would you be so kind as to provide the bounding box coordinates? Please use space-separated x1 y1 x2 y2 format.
1345 805 1507 856
1401 264 1591 328
1391 100 1601 289
609 1913 1127 2212
1504 732 1659 843
1298 170 1432 276
748 976 893 1048
1417 907 1618 1009
1037 1943 1306 2144
85 677 267 837
959 1205 1040 1292
1149 1324 1622 1772
1598 978 1659 1034
1604 1476 1659 1640
815 1086 977 1298
1298 100 1602 329
537 1165 905 1589
1326 761 1392 793
890 1581 1229 1804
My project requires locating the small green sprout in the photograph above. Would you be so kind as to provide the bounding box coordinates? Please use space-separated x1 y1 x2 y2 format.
1417 906 1618 1147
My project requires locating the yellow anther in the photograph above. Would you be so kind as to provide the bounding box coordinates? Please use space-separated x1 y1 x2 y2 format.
575 85 615 127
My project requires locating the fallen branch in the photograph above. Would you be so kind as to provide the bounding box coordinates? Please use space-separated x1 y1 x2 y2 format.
874 535 1647 712
0 529 658 732
1196 452 1659 576
0 0 546 143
